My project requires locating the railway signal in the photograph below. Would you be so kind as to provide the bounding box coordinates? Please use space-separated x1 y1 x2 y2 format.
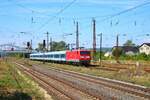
43 40 46 49
50 37 52 51
43 39 46 64
27 42 30 49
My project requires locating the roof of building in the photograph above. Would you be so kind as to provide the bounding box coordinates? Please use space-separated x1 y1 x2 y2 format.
112 46 139 53
140 43 150 47
122 46 139 53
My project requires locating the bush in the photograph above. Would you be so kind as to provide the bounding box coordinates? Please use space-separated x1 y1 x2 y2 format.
119 53 150 61
112 48 122 57
92 51 108 61
135 53 150 61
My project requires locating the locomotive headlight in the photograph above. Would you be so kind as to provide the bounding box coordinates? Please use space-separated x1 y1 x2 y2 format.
86 56 90 58
80 56 84 58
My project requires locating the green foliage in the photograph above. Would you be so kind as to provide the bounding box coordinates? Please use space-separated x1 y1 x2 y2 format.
112 47 123 58
120 53 150 61
93 50 150 61
36 41 68 51
7 53 24 58
0 63 44 100
36 43 44 51
123 40 135 46
51 41 68 51
93 51 112 61
136 53 150 60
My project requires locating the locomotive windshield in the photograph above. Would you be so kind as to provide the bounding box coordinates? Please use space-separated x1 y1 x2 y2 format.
80 51 90 55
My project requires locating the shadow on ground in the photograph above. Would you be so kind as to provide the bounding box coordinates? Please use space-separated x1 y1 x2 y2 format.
0 91 32 100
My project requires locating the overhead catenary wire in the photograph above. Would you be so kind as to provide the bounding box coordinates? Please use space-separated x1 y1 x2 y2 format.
7 0 46 14
97 1 150 23
37 0 77 32
81 1 150 30
2 1 150 48
41 1 150 30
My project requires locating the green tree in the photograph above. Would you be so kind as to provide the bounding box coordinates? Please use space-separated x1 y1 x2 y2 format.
36 41 68 52
35 43 44 51
51 41 67 51
112 47 123 62
123 40 135 46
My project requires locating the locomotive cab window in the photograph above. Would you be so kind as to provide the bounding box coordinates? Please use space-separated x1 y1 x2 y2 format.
80 51 90 55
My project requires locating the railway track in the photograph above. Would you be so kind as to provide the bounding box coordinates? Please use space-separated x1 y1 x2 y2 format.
33 63 150 99
15 62 100 100
15 62 150 100
91 61 150 73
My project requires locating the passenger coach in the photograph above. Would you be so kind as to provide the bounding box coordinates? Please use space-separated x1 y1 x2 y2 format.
30 50 91 65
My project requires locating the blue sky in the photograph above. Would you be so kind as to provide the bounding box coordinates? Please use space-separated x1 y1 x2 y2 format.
0 0 150 48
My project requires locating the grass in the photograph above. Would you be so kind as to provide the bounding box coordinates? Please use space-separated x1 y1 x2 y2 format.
0 60 45 100
29 60 150 87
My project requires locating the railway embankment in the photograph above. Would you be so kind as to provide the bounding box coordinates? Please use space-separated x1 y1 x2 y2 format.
0 59 52 100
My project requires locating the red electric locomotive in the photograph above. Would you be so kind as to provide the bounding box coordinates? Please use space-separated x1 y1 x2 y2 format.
66 49 91 65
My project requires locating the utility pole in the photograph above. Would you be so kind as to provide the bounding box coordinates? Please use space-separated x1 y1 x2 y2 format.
76 21 79 49
93 19 96 60
116 34 119 63
99 33 102 67
50 37 52 51
45 32 49 51
30 39 32 50
27 42 30 64
43 40 46 64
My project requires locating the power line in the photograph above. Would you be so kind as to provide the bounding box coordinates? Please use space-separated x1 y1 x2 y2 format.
37 0 77 31
0 26 18 34
81 1 150 30
97 1 150 23
7 0 46 14
58 14 112 20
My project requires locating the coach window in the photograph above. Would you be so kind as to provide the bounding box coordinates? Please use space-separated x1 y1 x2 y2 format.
61 54 65 58
45 55 47 58
56 54 59 58
48 55 51 58
54 54 57 58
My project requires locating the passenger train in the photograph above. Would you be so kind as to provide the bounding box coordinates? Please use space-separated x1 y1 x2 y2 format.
30 50 91 65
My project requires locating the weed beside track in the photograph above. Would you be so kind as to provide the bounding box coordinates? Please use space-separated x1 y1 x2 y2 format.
0 60 47 100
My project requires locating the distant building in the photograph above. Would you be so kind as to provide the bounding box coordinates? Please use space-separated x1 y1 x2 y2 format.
104 51 112 57
139 43 150 55
112 46 139 55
